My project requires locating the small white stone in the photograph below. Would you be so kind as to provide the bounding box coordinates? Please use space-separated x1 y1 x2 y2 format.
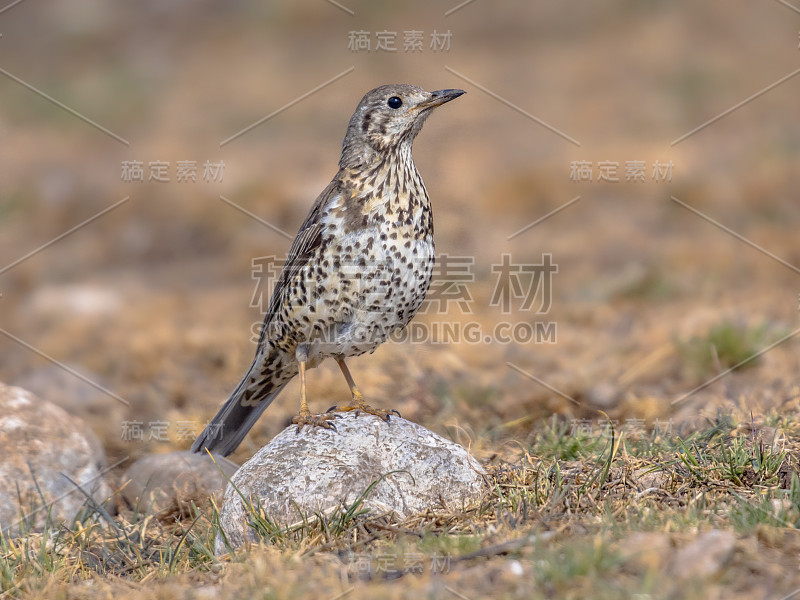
27 284 122 318
507 560 524 576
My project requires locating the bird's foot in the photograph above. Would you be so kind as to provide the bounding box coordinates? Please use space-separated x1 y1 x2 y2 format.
327 401 400 422
292 411 340 433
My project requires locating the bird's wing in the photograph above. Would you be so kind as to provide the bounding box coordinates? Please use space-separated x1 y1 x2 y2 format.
256 178 342 351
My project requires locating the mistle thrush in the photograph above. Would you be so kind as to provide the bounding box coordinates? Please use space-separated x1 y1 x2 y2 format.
192 84 465 456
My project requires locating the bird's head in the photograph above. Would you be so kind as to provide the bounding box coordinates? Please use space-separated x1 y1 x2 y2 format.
340 84 465 169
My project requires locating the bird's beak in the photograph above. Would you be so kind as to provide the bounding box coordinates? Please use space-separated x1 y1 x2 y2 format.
415 88 466 110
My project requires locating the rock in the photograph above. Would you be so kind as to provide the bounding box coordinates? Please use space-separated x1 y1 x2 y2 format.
633 467 671 491
669 529 736 580
26 284 122 318
753 426 785 454
0 382 110 535
120 450 239 516
618 532 672 572
216 413 488 554
586 383 620 408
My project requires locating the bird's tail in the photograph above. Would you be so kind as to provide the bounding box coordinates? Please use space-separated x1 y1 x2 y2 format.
191 356 292 457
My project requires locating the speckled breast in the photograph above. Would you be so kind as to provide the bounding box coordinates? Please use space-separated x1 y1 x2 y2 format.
280 153 436 364
303 223 434 362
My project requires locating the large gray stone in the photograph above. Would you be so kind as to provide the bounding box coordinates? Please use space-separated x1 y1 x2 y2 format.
216 413 487 554
0 382 110 535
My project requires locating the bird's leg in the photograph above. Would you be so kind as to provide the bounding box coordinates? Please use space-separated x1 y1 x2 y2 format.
338 356 365 404
327 357 400 421
297 358 311 416
292 344 339 433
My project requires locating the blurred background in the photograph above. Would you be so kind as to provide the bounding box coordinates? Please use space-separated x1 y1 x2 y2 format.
0 0 798 467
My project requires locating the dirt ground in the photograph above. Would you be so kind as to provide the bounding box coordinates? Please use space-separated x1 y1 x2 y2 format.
1 2 799 598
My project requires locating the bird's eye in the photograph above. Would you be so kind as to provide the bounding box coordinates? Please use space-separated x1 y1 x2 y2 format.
387 96 403 109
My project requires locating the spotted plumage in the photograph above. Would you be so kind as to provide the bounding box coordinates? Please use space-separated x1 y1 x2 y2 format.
192 84 464 456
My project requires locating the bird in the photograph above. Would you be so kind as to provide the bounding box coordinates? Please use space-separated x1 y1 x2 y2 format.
192 84 465 457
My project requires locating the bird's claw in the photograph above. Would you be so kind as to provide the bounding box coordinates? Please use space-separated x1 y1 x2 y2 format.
326 402 400 422
292 411 340 434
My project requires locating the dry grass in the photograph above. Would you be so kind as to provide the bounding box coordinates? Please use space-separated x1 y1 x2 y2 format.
3 410 800 599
